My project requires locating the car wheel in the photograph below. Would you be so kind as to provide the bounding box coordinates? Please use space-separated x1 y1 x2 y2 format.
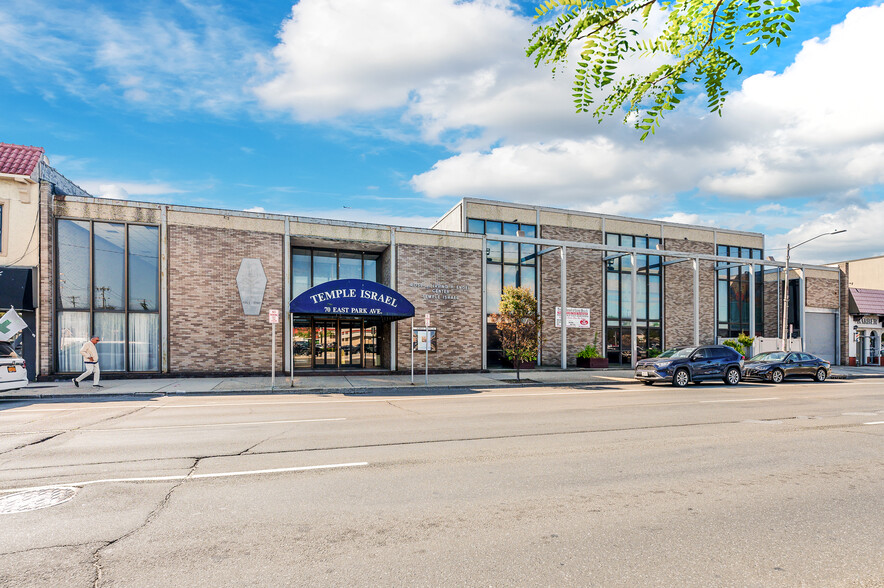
642 381 654 386
673 369 690 387
771 369 784 384
814 368 827 382
724 367 741 385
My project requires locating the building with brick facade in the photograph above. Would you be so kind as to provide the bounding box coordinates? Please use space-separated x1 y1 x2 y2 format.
1 142 851 381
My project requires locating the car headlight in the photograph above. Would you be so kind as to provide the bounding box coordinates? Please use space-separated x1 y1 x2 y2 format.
655 361 672 369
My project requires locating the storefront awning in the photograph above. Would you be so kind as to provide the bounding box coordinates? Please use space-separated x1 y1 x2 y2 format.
290 279 415 322
0 267 36 311
849 288 884 316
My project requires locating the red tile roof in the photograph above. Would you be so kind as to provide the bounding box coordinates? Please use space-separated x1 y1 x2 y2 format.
0 142 44 177
850 288 884 315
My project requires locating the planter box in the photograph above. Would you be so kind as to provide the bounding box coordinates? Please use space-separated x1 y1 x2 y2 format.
576 357 609 369
506 359 536 370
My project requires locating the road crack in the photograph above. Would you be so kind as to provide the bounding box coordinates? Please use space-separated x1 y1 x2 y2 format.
90 457 199 587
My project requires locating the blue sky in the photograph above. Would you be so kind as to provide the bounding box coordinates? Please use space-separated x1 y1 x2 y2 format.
1 0 881 263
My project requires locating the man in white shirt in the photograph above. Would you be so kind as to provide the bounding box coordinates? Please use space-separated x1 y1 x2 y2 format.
73 336 102 388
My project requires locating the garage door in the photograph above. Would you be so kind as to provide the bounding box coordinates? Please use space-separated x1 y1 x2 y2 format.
805 312 837 363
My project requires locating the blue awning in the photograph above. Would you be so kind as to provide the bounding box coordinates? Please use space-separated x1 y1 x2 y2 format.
290 279 414 322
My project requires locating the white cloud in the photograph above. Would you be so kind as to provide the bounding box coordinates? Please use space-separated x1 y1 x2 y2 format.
766 199 884 265
78 181 188 200
257 0 526 121
0 1 264 114
407 3 884 211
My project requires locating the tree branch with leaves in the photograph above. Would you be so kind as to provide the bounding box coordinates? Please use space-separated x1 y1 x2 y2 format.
527 0 800 139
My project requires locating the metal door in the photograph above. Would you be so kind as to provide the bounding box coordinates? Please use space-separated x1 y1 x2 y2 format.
805 312 836 364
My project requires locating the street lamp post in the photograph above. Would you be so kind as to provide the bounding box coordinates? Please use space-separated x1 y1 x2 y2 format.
780 229 846 351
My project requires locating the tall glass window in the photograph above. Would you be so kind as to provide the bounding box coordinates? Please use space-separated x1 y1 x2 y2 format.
467 218 537 367
55 221 160 372
291 248 380 295
605 233 662 364
717 245 764 337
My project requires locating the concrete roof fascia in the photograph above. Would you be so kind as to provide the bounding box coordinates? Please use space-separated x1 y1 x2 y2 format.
56 195 480 239
458 197 764 239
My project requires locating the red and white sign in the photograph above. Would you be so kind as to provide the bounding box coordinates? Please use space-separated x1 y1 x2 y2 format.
425 313 431 327
268 309 280 324
555 307 591 328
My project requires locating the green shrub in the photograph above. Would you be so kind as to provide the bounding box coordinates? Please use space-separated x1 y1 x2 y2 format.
577 332 602 358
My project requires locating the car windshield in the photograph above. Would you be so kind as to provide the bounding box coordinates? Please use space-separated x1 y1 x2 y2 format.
658 347 696 359
749 351 787 362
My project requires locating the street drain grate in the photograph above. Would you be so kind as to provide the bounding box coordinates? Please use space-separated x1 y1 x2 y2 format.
0 487 78 514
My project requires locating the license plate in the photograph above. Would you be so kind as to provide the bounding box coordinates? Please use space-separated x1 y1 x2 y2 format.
6 366 16 373
641 371 650 377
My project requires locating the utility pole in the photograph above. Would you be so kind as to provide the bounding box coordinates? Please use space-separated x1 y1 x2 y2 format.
779 229 846 352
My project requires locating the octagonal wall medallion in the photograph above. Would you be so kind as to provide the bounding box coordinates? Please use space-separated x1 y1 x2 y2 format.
236 258 267 316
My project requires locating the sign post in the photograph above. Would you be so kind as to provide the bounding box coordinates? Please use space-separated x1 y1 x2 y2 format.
411 317 415 385
424 313 430 386
269 309 280 388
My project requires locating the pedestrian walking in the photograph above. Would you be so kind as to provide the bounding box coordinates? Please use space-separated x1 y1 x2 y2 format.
73 336 103 388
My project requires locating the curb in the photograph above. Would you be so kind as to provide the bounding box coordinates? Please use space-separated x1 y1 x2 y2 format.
2 373 879 401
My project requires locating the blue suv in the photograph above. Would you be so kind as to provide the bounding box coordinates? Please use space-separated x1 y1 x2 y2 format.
634 345 744 387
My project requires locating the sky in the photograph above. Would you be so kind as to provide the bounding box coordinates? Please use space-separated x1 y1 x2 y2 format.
1 0 881 264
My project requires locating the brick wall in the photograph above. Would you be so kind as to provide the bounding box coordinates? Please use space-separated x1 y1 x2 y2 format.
805 276 839 309
662 239 715 346
763 277 780 338
168 225 284 373
538 227 603 366
38 184 54 375
395 244 483 371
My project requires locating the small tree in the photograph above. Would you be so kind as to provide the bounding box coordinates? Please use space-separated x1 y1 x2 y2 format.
723 332 755 357
493 286 543 381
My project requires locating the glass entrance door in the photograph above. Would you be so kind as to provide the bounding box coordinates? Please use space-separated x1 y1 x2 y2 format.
313 320 337 368
340 320 363 368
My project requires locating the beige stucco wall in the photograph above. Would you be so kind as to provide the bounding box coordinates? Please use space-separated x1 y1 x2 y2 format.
0 177 41 266
842 257 884 289
432 203 462 232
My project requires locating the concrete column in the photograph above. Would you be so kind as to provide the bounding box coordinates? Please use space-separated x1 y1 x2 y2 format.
630 252 637 368
160 205 169 373
560 246 567 370
799 267 806 352
693 258 700 346
390 228 397 371
481 235 487 371
748 264 756 347
283 218 291 372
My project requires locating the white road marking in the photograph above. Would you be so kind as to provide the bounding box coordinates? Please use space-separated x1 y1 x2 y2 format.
842 412 878 416
700 397 779 403
864 421 884 425
0 462 369 494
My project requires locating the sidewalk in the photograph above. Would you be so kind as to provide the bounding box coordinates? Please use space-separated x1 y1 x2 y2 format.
4 366 881 400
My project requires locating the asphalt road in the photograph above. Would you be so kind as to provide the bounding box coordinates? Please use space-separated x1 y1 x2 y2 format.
1 378 883 587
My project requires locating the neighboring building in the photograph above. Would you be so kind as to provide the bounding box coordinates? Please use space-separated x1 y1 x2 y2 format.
2 141 846 380
0 143 90 379
832 255 884 366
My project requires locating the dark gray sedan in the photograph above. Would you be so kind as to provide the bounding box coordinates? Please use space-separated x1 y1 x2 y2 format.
742 351 831 383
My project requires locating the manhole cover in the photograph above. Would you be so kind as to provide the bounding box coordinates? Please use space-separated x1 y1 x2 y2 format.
0 487 78 514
